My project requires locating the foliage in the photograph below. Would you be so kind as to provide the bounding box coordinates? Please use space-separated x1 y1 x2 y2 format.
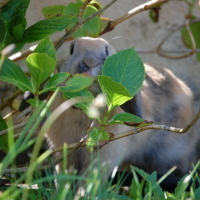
0 0 199 199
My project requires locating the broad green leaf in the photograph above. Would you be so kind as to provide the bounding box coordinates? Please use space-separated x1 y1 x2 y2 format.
102 48 145 96
0 114 8 153
42 5 66 19
34 37 56 61
98 75 132 110
60 74 95 93
0 58 32 91
41 72 70 94
181 20 200 62
26 53 56 92
86 127 109 151
20 16 78 43
63 89 94 112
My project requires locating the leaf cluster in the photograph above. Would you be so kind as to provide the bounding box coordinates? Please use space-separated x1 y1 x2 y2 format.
0 0 103 53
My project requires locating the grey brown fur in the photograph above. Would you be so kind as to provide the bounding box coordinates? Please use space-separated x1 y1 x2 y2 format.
46 37 199 178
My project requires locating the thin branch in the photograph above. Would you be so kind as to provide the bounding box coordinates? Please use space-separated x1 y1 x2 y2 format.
108 0 168 30
0 89 22 111
77 0 92 19
0 120 27 136
53 107 200 153
3 109 18 120
55 0 117 51
13 106 31 123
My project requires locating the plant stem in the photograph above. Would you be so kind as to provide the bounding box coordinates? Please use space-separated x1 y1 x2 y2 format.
100 109 111 132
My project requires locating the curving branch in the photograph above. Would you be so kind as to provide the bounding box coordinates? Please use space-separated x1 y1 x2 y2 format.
157 18 200 59
53 107 200 153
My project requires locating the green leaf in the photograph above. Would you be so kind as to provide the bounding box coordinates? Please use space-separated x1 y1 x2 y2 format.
26 53 56 92
0 58 32 91
108 113 153 127
181 20 200 62
98 75 132 110
34 37 56 61
41 72 70 94
63 89 94 112
86 127 109 151
90 0 103 10
149 8 159 23
12 24 24 41
0 0 29 46
194 187 200 200
63 1 101 38
108 113 143 125
42 5 66 19
0 114 8 153
0 18 13 46
60 74 95 93
63 1 83 18
111 113 143 122
0 0 29 30
102 48 145 96
27 99 46 108
72 5 101 38
20 16 78 43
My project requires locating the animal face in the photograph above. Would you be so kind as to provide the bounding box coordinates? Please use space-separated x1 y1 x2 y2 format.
60 37 116 77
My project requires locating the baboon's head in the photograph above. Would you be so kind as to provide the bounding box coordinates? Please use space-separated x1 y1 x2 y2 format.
60 37 116 76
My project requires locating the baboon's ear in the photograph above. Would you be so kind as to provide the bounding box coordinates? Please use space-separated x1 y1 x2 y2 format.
120 92 142 118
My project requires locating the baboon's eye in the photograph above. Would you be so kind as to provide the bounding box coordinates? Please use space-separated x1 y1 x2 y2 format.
70 43 74 55
105 46 109 56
